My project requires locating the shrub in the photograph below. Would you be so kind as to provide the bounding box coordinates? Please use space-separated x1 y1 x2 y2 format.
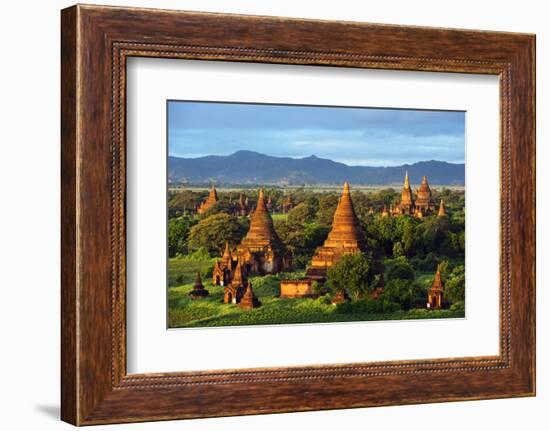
187 246 211 261
450 300 465 313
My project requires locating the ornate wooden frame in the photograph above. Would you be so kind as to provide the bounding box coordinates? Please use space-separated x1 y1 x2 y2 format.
61 4 535 425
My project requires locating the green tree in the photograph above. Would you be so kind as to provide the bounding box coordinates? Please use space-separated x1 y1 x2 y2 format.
274 220 329 269
382 278 425 310
167 216 197 257
445 264 465 304
386 256 415 281
168 190 203 217
187 213 248 255
200 201 233 218
316 194 339 226
326 253 372 301
287 202 317 225
350 191 371 220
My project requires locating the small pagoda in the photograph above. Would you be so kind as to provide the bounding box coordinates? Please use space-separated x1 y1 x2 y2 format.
233 189 291 275
438 199 447 217
239 281 261 309
197 185 219 214
305 182 367 281
189 272 209 299
427 265 446 309
212 242 234 286
415 175 436 214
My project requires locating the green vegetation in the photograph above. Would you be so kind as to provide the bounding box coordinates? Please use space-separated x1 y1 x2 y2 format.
168 266 464 328
167 186 466 328
187 213 249 255
327 253 373 301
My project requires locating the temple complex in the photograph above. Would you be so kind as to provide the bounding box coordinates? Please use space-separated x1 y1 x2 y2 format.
239 281 261 309
393 171 438 217
233 189 292 275
189 272 209 299
197 185 219 214
305 182 367 281
427 265 446 309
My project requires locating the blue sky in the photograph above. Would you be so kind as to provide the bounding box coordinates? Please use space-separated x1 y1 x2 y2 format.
168 101 465 167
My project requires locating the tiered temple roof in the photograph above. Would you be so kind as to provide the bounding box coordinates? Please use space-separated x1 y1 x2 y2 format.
212 242 234 286
234 189 291 275
305 182 366 280
240 190 282 248
197 185 219 214
222 257 247 304
415 175 436 213
398 170 415 215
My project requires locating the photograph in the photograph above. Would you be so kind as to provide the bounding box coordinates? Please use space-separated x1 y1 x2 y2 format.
166 101 466 328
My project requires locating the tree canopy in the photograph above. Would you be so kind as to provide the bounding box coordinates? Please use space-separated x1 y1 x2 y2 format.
326 253 373 301
187 213 249 255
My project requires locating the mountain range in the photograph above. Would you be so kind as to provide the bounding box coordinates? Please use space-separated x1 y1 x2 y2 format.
168 150 464 186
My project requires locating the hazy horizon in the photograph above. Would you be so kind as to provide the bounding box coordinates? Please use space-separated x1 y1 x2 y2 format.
168 149 464 169
168 101 465 167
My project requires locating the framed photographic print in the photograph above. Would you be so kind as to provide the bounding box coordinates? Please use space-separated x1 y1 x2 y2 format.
61 4 535 425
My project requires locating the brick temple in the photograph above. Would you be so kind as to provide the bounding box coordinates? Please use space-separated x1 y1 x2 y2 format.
305 182 367 281
233 189 292 275
197 185 219 214
427 264 446 309
222 256 247 304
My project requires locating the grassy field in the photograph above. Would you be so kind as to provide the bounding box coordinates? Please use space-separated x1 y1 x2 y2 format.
167 257 464 329
168 257 216 286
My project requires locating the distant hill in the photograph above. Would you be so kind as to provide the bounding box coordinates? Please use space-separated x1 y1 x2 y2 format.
168 150 464 186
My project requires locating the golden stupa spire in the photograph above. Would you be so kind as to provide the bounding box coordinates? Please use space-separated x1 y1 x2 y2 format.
324 183 366 245
242 188 279 244
404 170 410 188
343 181 350 194
209 184 218 200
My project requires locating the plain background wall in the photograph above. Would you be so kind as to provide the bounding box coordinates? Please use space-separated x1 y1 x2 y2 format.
0 0 546 429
